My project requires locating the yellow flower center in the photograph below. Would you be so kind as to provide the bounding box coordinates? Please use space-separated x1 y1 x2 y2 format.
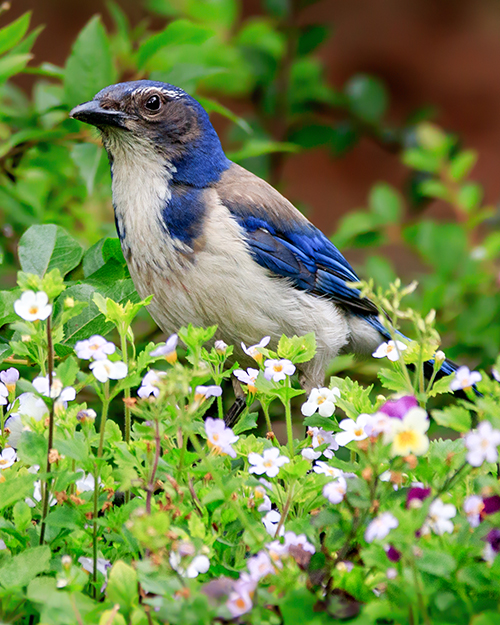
317 435 325 445
235 598 247 609
354 428 364 437
90 344 99 350
387 345 394 353
317 396 326 404
396 430 417 446
29 306 39 315
0 459 8 466
273 364 283 372
264 460 274 468
212 433 219 442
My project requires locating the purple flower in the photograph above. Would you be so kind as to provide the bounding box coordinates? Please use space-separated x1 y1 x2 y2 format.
384 544 402 563
379 396 418 419
406 487 431 509
483 495 500 515
483 529 500 563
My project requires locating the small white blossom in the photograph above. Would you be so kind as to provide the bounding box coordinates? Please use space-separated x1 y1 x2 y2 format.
264 359 295 382
205 418 239 458
365 512 399 543
492 368 500 382
150 334 178 362
226 579 254 617
262 509 284 536
364 412 394 437
314 461 345 479
89 359 127 383
252 485 272 512
14 291 52 321
233 367 259 392
169 551 210 578
464 495 483 528
335 414 371 446
247 551 275 581
283 531 315 554
301 387 340 417
75 470 100 494
32 376 76 402
301 447 322 461
421 498 456 536
372 340 407 362
138 370 166 398
465 421 500 467
214 340 228 354
0 448 17 469
248 448 289 478
323 477 347 504
75 335 115 361
195 385 222 400
383 407 430 457
79 556 111 578
5 392 48 448
241 336 270 361
387 568 398 580
450 366 482 391
26 475 57 509
307 427 339 459
0 367 18 393
0 383 7 406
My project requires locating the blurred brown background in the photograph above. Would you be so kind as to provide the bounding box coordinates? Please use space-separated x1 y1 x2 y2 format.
11 0 500 234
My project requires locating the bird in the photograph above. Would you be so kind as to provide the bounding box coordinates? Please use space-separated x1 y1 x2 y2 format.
70 79 457 395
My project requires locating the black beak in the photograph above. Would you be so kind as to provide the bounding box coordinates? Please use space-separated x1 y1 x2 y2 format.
69 100 128 129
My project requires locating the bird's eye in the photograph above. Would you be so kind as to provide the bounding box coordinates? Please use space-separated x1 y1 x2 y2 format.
145 95 161 112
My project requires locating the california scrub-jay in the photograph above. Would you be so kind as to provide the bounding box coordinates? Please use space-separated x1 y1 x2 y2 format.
70 80 456 391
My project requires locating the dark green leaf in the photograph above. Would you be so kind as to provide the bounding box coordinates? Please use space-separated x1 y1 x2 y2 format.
345 74 388 123
70 143 104 194
18 224 83 278
0 545 51 588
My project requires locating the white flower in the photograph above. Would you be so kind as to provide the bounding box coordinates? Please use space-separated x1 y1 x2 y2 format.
301 448 322 461
195 385 222 400
169 551 210 578
387 568 398 580
450 366 482 391
14 291 52 321
75 335 115 361
313 461 345 479
227 579 254 617
421 498 456 536
233 368 259 392
150 334 178 362
79 556 111 578
0 539 6 550
205 418 238 458
323 477 347 504
364 512 399 543
247 551 275 581
492 368 500 382
283 531 315 554
383 407 430 457
262 509 284 536
465 421 500 467
248 448 289 478
364 412 393 437
0 367 18 393
32 376 76 402
252 485 272 512
464 495 483 528
0 383 7 406
5 392 48 448
89 359 127 383
26 478 57 508
307 427 339 459
335 414 371 446
214 340 228 354
264 359 295 382
75 471 100 494
0 448 17 469
138 370 166 398
241 336 270 362
301 387 340 417
372 340 407 362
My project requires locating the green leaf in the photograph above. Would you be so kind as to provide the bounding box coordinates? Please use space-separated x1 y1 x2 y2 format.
0 545 51 588
46 506 82 531
55 432 88 463
106 561 139 613
457 182 482 213
449 150 477 181
70 143 104 195
233 411 258 434
228 139 299 162
345 74 388 123
0 53 31 83
297 24 329 56
415 550 456 578
369 183 403 223
432 406 471 433
18 224 83 278
377 367 408 393
13 501 32 532
56 355 79 387
428 374 453 398
17 431 48 467
0 474 35 512
64 15 115 107
277 332 316 364
402 148 441 173
0 13 31 56
0 288 20 326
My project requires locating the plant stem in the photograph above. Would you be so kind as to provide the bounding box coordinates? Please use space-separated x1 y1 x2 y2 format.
92 462 99 599
146 419 161 514
120 331 131 444
283 378 294 457
261 401 273 434
217 394 224 420
39 315 54 546
97 381 110 458
274 483 294 538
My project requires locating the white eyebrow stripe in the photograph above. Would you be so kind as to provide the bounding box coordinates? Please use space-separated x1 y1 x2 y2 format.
134 86 184 99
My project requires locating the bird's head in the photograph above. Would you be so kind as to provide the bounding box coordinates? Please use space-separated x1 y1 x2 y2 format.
70 80 230 186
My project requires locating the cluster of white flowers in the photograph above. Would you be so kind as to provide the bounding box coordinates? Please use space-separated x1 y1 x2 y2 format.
75 334 127 383
464 421 500 467
248 448 289 478
137 370 167 398
169 543 210 579
302 427 339 460
301 386 340 418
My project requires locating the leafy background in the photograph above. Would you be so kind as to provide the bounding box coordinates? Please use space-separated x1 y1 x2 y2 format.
1 0 500 383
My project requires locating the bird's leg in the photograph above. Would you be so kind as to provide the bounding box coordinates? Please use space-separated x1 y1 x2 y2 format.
224 378 247 427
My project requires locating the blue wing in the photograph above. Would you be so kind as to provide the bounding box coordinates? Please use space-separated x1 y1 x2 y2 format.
216 164 379 317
